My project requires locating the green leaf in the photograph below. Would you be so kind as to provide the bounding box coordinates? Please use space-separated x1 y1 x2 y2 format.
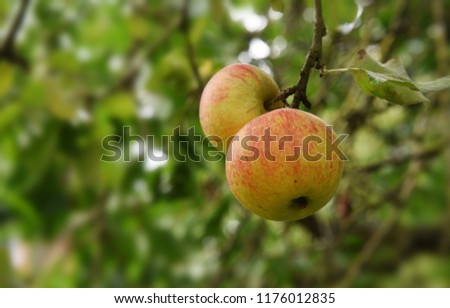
350 69 429 105
323 49 450 105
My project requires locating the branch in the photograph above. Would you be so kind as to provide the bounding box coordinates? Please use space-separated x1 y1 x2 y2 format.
352 141 446 173
264 0 326 110
291 0 326 109
0 0 30 69
379 0 409 62
181 0 204 89
337 158 423 287
430 0 450 253
209 212 261 287
85 16 181 105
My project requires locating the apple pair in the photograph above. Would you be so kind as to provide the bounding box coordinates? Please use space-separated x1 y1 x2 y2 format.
200 64 343 221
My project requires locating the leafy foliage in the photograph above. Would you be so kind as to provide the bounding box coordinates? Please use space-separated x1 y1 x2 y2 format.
324 49 450 105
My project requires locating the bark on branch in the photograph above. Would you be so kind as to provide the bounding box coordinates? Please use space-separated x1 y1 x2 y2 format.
266 0 326 110
291 0 326 109
0 0 30 69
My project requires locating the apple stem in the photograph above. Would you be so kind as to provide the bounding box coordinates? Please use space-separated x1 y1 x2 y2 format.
265 86 297 110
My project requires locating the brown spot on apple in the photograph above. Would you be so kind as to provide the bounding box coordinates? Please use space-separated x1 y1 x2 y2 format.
290 196 308 209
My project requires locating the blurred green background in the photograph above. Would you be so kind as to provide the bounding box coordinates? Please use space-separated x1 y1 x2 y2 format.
0 0 449 287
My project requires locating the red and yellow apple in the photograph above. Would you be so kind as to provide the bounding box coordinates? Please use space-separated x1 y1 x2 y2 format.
199 63 283 152
226 108 344 221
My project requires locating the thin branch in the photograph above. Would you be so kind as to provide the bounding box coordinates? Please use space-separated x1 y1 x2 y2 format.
337 159 423 287
351 141 446 173
0 0 30 54
265 0 326 111
209 212 253 287
337 207 401 287
379 0 409 62
126 16 182 88
181 0 204 89
0 0 30 69
291 0 326 109
85 16 181 105
430 0 450 253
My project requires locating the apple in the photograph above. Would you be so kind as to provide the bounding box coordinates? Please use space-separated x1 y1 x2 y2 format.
226 108 344 221
199 63 283 152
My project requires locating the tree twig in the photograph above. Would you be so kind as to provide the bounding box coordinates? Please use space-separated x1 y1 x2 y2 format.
265 0 326 110
379 0 409 62
351 141 446 173
85 15 181 105
336 159 423 287
181 0 204 89
430 0 450 253
0 0 30 69
291 0 326 109
209 212 254 287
